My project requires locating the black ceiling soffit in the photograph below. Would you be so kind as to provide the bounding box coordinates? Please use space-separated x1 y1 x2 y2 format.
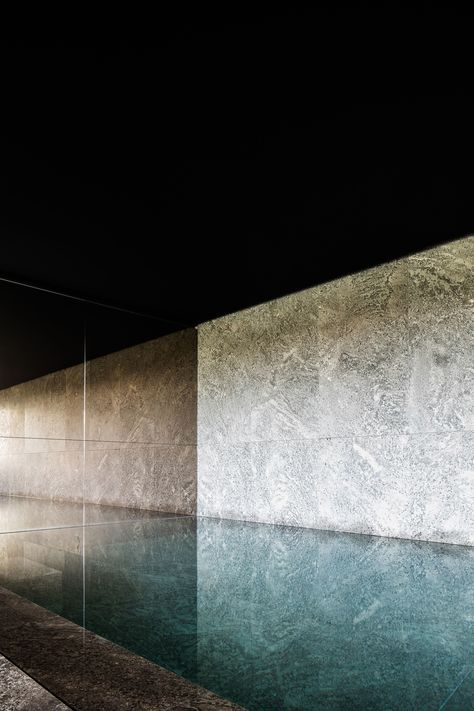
0 8 472 329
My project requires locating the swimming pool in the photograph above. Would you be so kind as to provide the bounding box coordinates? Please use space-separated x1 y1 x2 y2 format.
0 511 472 709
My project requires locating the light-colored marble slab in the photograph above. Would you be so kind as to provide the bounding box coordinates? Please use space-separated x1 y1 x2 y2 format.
198 237 474 544
198 237 474 445
198 431 474 546
0 654 69 710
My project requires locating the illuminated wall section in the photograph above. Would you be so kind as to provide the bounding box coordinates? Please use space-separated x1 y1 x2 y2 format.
197 237 474 545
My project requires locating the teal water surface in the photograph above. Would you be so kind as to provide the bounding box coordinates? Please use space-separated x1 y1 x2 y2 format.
0 514 473 709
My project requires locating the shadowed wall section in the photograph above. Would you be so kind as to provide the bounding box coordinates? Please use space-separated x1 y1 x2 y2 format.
85 328 197 514
0 328 197 515
0 365 84 507
197 237 474 545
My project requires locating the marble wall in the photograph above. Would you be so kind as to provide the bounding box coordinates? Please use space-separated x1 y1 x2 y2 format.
85 328 197 514
0 328 197 515
1 239 472 542
0 365 84 509
197 237 474 545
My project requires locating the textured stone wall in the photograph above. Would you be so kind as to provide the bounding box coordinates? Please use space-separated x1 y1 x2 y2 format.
0 365 84 508
197 237 474 545
1 240 472 544
85 328 197 514
0 328 197 515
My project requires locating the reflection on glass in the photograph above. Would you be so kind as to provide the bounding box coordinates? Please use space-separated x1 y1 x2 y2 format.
0 496 174 532
0 516 472 710
85 516 197 678
0 525 84 625
83 303 195 521
0 279 179 533
0 280 85 530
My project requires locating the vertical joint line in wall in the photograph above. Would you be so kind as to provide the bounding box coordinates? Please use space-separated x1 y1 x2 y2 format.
195 326 199 517
82 321 86 634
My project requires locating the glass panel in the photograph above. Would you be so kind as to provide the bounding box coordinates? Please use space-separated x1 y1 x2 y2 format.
0 525 84 625
0 280 85 531
84 303 192 524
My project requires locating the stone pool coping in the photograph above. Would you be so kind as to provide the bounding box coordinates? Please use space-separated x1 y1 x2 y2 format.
0 586 245 710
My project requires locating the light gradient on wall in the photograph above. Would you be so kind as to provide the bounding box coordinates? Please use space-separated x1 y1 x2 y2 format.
0 365 84 506
0 328 197 515
197 237 474 545
85 328 197 514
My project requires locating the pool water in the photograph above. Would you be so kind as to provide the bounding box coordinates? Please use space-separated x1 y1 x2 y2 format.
0 515 473 709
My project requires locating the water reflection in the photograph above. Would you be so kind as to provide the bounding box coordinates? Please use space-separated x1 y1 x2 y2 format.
0 515 473 709
0 525 84 624
197 519 474 709
0 495 175 533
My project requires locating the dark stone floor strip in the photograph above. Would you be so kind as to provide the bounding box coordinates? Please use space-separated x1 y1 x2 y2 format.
0 586 245 711
0 653 70 710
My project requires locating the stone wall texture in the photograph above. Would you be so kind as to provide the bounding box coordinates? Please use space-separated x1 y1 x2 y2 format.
197 237 474 545
0 328 197 516
0 239 472 545
84 328 197 514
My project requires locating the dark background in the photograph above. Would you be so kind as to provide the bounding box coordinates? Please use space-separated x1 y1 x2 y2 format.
0 7 472 386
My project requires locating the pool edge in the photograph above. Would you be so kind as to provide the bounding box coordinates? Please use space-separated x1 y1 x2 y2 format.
0 585 245 711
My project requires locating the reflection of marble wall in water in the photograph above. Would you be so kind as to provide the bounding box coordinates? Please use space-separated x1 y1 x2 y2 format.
0 328 197 514
196 517 474 710
0 526 84 624
198 238 474 545
0 518 198 679
84 517 198 678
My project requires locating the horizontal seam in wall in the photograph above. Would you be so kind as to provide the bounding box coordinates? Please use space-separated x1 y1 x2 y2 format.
199 427 473 446
0 436 197 446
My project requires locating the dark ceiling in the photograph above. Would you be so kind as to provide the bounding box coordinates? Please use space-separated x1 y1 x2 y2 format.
0 8 473 335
